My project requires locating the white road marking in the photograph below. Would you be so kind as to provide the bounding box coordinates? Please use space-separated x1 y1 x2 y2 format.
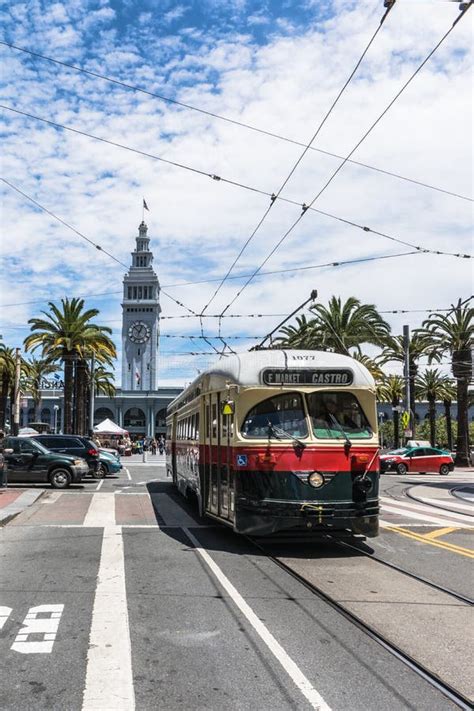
183 527 331 711
83 493 116 527
124 467 131 481
379 520 443 528
411 496 474 513
380 497 474 525
41 491 62 504
82 525 135 711
11 604 64 654
95 479 104 492
380 504 474 527
0 606 12 630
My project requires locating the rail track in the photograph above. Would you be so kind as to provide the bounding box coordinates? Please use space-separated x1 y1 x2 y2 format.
249 536 473 711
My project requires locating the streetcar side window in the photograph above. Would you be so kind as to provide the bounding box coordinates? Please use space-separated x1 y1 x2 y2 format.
195 413 200 440
307 391 372 439
241 393 308 439
212 403 217 439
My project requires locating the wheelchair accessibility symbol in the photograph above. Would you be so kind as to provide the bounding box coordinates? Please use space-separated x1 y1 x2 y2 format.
236 454 248 467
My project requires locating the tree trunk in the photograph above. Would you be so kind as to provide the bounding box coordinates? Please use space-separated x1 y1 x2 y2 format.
392 396 400 448
443 400 453 452
0 372 10 430
75 359 88 436
63 353 75 434
428 396 436 447
409 373 417 437
454 377 469 467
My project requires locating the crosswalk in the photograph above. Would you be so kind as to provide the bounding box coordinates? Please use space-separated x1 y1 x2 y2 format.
380 495 474 528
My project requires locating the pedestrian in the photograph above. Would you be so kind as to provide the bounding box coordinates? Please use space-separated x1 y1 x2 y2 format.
151 438 157 455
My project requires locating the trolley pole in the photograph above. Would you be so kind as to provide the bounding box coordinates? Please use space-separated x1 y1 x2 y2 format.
12 347 21 436
253 290 318 350
403 325 411 441
88 353 95 438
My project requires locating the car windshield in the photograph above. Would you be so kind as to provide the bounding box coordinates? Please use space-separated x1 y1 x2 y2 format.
306 391 372 439
21 439 50 454
387 448 408 455
241 392 308 439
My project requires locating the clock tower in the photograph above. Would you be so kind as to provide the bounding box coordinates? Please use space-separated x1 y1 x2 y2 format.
121 221 161 391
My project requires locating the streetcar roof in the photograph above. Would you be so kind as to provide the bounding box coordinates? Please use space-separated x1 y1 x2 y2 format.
168 350 375 411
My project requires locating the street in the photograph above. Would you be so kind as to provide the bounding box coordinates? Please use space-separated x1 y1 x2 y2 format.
0 460 472 711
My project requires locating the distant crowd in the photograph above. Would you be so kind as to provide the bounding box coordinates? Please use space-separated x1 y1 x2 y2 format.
92 434 165 456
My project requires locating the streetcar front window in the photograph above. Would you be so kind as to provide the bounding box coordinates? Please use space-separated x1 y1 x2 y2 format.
242 393 308 439
307 391 372 439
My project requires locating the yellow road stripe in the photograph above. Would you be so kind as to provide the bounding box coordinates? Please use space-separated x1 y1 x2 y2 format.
423 526 458 540
381 525 474 558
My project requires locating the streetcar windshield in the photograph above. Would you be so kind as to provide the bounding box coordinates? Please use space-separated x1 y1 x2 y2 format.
307 391 372 439
242 393 308 439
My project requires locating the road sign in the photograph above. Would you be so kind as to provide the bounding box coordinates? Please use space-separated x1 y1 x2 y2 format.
404 429 412 438
401 411 410 428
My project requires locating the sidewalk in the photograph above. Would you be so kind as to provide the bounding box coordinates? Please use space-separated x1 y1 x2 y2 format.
0 489 44 526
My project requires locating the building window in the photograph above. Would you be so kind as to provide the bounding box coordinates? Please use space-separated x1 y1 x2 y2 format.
133 286 137 299
138 286 142 299
128 287 132 299
94 407 114 425
124 408 146 428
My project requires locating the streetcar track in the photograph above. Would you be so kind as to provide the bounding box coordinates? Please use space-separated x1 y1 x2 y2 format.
404 487 474 519
334 539 474 605
248 536 473 711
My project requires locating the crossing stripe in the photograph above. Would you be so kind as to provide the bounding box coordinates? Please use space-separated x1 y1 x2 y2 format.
380 503 472 527
83 493 116 527
423 527 458 540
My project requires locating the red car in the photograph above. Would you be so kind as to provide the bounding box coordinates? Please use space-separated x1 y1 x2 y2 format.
380 446 454 475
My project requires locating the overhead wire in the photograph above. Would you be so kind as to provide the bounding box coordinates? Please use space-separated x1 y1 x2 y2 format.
1 108 471 261
217 3 473 318
199 0 396 321
1 38 471 203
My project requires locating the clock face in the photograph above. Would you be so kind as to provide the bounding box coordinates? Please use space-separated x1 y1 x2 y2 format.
128 320 151 344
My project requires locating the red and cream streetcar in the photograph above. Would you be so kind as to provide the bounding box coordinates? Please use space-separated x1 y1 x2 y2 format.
166 350 380 538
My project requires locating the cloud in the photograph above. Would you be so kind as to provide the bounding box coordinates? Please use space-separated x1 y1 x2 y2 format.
0 0 472 384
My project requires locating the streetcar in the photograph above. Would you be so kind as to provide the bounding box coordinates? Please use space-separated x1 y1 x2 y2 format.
166 350 380 538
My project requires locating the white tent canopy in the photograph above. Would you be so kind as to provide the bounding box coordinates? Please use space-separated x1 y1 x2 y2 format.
93 418 128 436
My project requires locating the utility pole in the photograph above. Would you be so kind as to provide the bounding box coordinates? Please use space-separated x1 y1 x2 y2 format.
12 347 21 436
88 353 95 438
403 325 411 442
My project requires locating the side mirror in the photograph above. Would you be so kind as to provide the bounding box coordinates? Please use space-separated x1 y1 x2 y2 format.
3 448 14 455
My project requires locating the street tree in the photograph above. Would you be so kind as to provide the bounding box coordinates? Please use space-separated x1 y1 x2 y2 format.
24 298 116 435
377 375 405 448
416 299 473 466
415 369 453 447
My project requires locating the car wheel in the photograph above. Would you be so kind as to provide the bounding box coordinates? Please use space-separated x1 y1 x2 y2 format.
396 463 408 475
93 464 107 479
439 464 450 476
49 468 72 489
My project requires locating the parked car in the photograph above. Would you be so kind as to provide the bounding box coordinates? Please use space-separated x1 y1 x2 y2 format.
380 446 454 475
33 435 102 478
1 436 88 488
98 449 122 477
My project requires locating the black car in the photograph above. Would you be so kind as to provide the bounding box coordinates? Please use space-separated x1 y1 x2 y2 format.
33 435 103 478
1 436 89 488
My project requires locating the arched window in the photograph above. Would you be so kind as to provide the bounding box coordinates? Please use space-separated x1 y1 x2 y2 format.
155 408 167 428
41 407 51 424
94 407 114 425
124 407 146 428
27 407 35 423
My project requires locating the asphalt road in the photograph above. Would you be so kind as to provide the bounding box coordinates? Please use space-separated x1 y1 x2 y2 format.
0 462 472 711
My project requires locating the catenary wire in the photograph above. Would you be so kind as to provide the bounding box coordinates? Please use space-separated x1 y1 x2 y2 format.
218 4 473 317
1 107 471 262
199 1 396 317
1 38 471 203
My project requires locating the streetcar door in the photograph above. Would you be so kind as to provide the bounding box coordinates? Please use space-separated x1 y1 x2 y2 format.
219 395 235 521
209 394 219 515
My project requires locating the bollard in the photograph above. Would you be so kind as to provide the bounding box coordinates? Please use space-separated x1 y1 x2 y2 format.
142 450 147 463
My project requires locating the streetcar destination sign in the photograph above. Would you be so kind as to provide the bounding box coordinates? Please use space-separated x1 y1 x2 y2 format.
262 368 353 386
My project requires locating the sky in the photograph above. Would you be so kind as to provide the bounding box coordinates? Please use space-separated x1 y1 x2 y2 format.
0 0 472 386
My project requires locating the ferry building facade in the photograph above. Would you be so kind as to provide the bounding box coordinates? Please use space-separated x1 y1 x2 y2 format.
19 222 182 438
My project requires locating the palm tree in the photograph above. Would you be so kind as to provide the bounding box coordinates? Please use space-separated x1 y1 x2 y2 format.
379 333 438 434
415 369 453 447
377 375 405 448
441 379 457 452
351 353 385 383
24 298 116 435
92 365 116 397
275 296 391 354
416 299 473 466
0 345 15 430
25 356 58 421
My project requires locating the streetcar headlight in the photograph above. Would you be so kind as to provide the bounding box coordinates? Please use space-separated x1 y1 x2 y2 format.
308 471 324 488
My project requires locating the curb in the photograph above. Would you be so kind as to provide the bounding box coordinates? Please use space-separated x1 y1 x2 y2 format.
0 489 45 527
